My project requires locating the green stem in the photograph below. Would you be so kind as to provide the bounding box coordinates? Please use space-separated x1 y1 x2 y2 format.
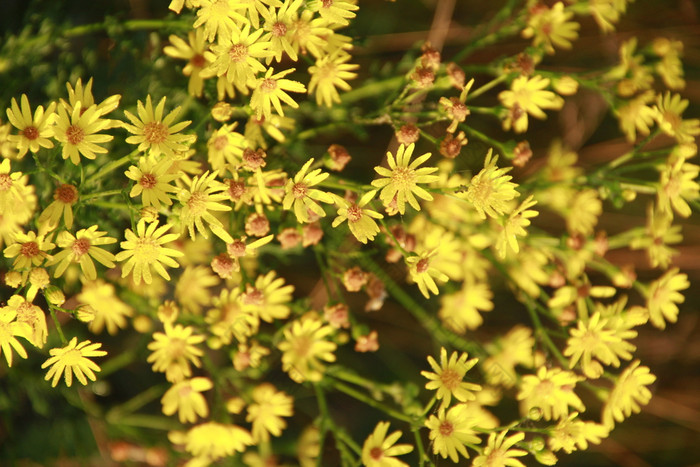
463 126 508 156
85 149 138 187
467 74 509 102
64 19 191 38
413 427 427 467
524 298 568 367
80 189 124 202
48 307 67 345
331 379 415 424
341 76 404 105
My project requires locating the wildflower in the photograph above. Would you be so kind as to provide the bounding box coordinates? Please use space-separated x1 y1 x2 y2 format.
406 249 449 298
630 204 681 268
654 92 700 144
250 67 306 119
483 326 535 387
49 226 117 280
0 159 25 215
439 131 468 159
548 412 609 454
495 195 538 258
372 143 439 215
498 75 564 133
53 103 113 165
62 78 121 119
261 0 303 63
309 0 358 26
517 367 584 420
163 29 211 97
421 347 481 410
207 288 259 346
4 231 55 270
425 404 481 462
192 0 247 42
466 150 519 219
522 2 579 54
472 430 528 467
206 24 272 92
175 265 220 315
37 184 79 230
355 330 379 352
0 307 31 366
0 119 18 159
332 190 384 244
78 280 134 335
246 383 294 442
589 0 630 32
361 421 414 467
177 170 233 243
148 323 205 383
5 94 56 158
122 95 194 158
184 422 253 460
616 91 657 142
279 316 337 383
657 155 699 218
41 337 106 387
125 155 180 209
278 227 302 249
232 340 270 371
566 189 602 236
241 271 294 322
308 52 359 107
653 38 685 90
207 123 246 172
646 267 689 329
227 234 274 261
439 79 474 133
4 294 47 348
115 219 184 285
323 303 350 329
25 268 49 302
161 377 213 424
283 158 334 223
602 360 656 428
439 281 494 333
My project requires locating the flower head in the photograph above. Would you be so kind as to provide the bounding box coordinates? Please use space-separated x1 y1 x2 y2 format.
472 430 528 467
41 337 107 387
332 190 384 244
425 404 481 462
406 249 449 298
3 231 55 270
548 412 609 454
147 322 205 383
123 95 194 158
308 52 359 107
241 270 294 322
250 67 306 119
517 367 584 420
646 267 689 329
125 155 180 208
521 2 580 54
283 158 334 223
178 170 233 243
466 150 519 219
0 306 31 366
279 316 337 383
163 29 211 97
5 94 56 158
161 377 213 423
602 360 656 428
49 226 117 280
421 347 481 410
246 383 294 442
53 103 113 165
498 75 564 133
361 421 414 467
183 422 253 460
38 184 79 230
78 279 134 335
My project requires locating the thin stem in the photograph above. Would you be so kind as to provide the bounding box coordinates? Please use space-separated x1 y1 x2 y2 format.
524 298 568 367
85 149 139 186
466 74 509 102
331 379 415 424
48 306 67 345
64 19 191 38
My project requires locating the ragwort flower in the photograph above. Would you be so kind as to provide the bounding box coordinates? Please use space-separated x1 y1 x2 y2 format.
182 422 253 460
5 94 56 158
308 52 359 107
466 150 519 219
250 67 306 119
53 103 113 165
602 360 656 428
332 190 384 244
472 430 528 467
37 184 79 230
517 367 584 420
283 158 334 223
646 267 689 329
148 322 205 383
246 383 294 442
425 404 481 462
41 337 107 387
361 421 414 467
161 377 213 423
48 226 117 280
421 347 481 410
178 170 233 243
498 75 564 133
0 306 31 367
279 316 337 383
125 155 180 209
3 231 55 270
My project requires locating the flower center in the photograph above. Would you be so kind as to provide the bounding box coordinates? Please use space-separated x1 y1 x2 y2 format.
213 135 228 151
346 205 363 223
143 121 169 144
416 258 430 274
272 22 287 37
229 44 248 63
190 53 206 68
391 166 414 187
21 241 40 258
71 238 91 257
370 446 383 460
186 191 208 215
439 420 454 437
227 240 247 257
22 126 39 140
227 180 246 200
440 368 461 390
54 184 79 204
140 173 158 189
260 78 277 93
134 237 159 260
66 124 85 145
0 174 12 191
243 287 264 306
292 182 308 199
322 0 333 8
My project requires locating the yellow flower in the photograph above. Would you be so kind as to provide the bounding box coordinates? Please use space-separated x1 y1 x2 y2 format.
207 123 246 172
654 92 700 144
646 267 689 329
261 0 303 63
5 94 56 158
517 367 584 420
421 347 481 410
372 143 439 215
4 294 47 348
466 150 519 220
425 404 481 462
332 190 384 244
602 360 656 428
241 271 294 322
53 103 113 165
657 154 699 218
161 377 213 423
548 412 609 454
498 75 564 133
125 155 180 208
3 231 55 270
495 194 538 258
62 78 121 120
283 158 334 223
361 421 414 467
0 119 19 159
405 249 449 298
279 316 337 383
207 24 272 92
184 422 253 460
122 95 194 158
630 204 681 269
49 226 117 280
175 265 220 315
0 159 26 216
178 170 234 243
589 0 630 32
0 306 31 366
78 279 134 335
439 281 494 333
163 29 211 97
41 337 107 387
115 219 184 285
308 52 359 107
147 322 205 383
246 383 294 442
653 38 685 90
193 0 248 42
522 2 579 54
472 430 528 467
38 184 79 230
308 0 358 26
289 10 333 59
483 326 536 388
616 91 657 142
566 189 602 236
250 67 306 119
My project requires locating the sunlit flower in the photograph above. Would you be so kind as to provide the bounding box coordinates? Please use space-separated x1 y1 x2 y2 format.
657 155 699 219
602 360 656 428
206 24 272 92
283 158 334 223
246 383 294 442
3 231 55 270
125 155 180 208
192 0 247 42
62 78 121 119
425 404 481 462
163 29 211 97
41 337 107 387
308 0 359 26
49 226 117 280
241 271 294 322
654 92 700 144
406 249 449 298
522 2 579 54
498 75 564 133
421 347 481 410
78 279 134 335
4 294 47 348
175 265 220 315
279 316 337 383
207 123 246 172
472 430 528 467
183 422 253 460
332 190 384 244
147 322 205 383
645 267 689 329
466 150 519 219
161 377 213 423
37 184 79 230
439 281 494 333
495 195 538 258
517 367 584 420
53 103 113 165
250 67 306 119
548 412 609 454
5 94 56 158
361 421 414 467
0 306 31 366
566 189 602 236
308 52 359 107
261 0 303 63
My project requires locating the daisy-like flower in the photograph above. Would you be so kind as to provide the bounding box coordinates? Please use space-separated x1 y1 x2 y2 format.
125 155 180 208
53 103 113 165
62 78 121 120
0 307 31 367
163 29 211 97
241 270 294 322
498 75 564 133
161 377 213 423
48 226 117 280
147 322 205 383
630 204 682 269
425 404 481 462
616 91 657 143
283 158 334 223
5 294 48 348
122 95 194 158
0 159 26 215
602 360 656 428
289 9 333 59
548 412 609 454
207 288 259 346
654 92 700 144
439 78 474 134
178 170 233 243
308 52 359 107
78 279 134 335
246 383 294 442
406 249 449 298
657 155 699 219
279 316 337 383
439 281 494 333
361 421 414 467
645 267 689 329
3 231 55 270
250 67 306 120
115 219 184 285
41 337 107 387
495 195 538 258
517 367 584 420
206 24 272 92
421 347 481 410
472 430 528 467
466 149 519 220
193 0 247 42
183 422 253 460
5 94 56 158
207 123 246 172
566 189 602 236
371 143 439 215
175 265 220 315
521 2 580 54
261 0 303 63
332 190 384 244
308 0 359 26
38 184 79 230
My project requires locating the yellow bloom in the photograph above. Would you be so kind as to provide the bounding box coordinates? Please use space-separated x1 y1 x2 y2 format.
308 52 359 107
484 326 536 388
289 10 333 59
405 249 449 298
522 2 579 54
495 194 538 258
193 0 248 42
653 38 685 90
122 95 194 158
439 281 494 333
49 226 117 280
361 421 414 467
425 404 481 462
38 184 79 230
654 92 700 144
279 316 337 383
41 337 107 387
630 204 681 269
207 122 246 172
125 155 180 208
147 322 205 383
372 143 439 215
517 367 584 420
566 189 602 236
602 360 656 428
5 94 56 158
421 347 481 410
646 267 689 329
178 170 233 243
261 0 303 63
175 265 220 315
241 271 294 322
115 219 184 285
163 29 211 97
3 231 55 270
548 412 609 454
498 75 564 133
616 91 657 142
4 294 47 348
332 190 384 244
53 103 113 165
589 0 631 32
472 430 528 467
246 383 294 442
308 0 358 26
657 154 699 218
250 67 306 119
184 422 253 460
438 79 474 134
207 24 272 92
283 158 334 223
161 377 213 423
466 150 519 220
62 77 121 120
78 279 134 335
0 306 31 366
